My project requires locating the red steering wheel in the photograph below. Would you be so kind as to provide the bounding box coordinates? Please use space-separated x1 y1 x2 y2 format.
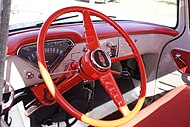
37 6 146 127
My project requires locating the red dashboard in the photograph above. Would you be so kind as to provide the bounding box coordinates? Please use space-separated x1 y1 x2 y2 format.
7 21 178 55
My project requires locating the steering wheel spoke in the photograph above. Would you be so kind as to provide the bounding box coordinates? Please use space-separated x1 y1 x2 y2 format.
82 10 100 51
57 73 83 94
99 72 127 108
99 72 131 116
111 53 137 63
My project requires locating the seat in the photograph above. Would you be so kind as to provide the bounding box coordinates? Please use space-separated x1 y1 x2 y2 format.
121 85 190 127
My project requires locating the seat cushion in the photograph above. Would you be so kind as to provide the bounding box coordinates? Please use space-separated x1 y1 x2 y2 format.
121 85 190 127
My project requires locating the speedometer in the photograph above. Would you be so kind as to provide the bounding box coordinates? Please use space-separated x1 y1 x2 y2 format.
17 39 74 71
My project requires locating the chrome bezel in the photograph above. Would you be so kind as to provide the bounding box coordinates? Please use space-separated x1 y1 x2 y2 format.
90 48 111 71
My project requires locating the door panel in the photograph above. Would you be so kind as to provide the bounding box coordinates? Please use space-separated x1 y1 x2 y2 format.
171 49 190 74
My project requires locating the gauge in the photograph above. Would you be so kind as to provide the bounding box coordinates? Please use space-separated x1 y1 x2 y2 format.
17 39 74 71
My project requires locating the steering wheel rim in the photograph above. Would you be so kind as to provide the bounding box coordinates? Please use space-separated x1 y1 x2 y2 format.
37 6 146 127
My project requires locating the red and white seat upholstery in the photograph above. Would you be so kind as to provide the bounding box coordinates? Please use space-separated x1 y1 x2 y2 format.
122 85 190 127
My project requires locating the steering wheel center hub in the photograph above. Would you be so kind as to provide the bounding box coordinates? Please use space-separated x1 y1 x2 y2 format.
90 49 111 71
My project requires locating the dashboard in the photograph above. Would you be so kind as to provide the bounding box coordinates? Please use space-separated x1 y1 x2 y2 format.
5 21 178 91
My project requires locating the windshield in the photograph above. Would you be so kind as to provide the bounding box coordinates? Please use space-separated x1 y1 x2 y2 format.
9 0 177 30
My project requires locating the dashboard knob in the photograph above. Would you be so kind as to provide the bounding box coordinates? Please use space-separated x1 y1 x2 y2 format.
25 71 34 79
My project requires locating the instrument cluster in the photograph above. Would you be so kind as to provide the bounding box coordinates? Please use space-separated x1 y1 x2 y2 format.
17 39 74 72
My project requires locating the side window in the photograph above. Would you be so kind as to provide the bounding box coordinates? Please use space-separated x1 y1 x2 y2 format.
125 0 177 27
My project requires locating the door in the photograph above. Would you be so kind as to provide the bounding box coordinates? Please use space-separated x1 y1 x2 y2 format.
156 0 190 95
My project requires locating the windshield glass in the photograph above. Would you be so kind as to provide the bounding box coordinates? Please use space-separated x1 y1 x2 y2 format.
9 0 177 30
